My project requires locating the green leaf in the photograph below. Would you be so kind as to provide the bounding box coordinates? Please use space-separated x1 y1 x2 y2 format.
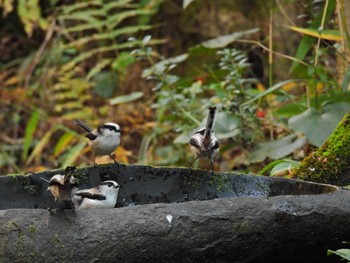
290 0 336 72
183 0 195 9
25 127 56 165
342 65 350 93
112 52 136 73
241 79 303 107
142 53 189 78
269 160 300 176
18 0 48 36
60 142 86 167
288 102 350 147
110 91 143 105
202 28 260 48
290 36 315 73
258 159 300 176
93 71 118 98
1 0 14 16
249 134 307 163
215 112 241 140
289 26 345 41
258 159 286 175
327 249 350 261
22 109 40 161
54 132 75 156
275 103 307 117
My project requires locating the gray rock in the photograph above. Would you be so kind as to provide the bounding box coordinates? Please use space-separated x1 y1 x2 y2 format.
0 164 347 262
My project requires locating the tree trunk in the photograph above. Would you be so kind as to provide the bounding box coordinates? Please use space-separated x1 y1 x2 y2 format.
291 112 350 185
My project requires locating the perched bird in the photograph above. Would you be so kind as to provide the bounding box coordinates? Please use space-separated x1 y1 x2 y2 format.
72 180 120 210
47 166 78 203
74 120 121 165
188 106 219 170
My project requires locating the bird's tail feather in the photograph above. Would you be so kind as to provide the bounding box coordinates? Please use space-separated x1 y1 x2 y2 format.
205 107 217 137
74 120 93 133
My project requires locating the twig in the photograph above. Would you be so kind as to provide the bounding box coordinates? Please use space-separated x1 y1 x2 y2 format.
235 39 310 67
24 19 56 88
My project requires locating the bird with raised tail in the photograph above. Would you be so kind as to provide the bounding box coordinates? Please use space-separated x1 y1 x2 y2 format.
74 120 121 165
188 106 219 170
48 166 78 204
72 180 120 210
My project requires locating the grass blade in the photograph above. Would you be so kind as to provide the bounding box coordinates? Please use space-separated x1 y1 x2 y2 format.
22 109 40 161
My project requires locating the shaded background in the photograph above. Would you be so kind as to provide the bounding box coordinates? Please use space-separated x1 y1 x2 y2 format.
0 0 350 175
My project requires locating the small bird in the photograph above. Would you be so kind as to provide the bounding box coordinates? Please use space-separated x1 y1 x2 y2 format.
188 106 219 170
72 180 120 210
74 120 121 165
47 166 78 203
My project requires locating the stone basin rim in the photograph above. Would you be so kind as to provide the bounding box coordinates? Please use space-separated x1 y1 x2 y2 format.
0 164 342 211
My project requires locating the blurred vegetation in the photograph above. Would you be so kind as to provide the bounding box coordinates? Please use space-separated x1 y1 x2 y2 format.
0 0 350 176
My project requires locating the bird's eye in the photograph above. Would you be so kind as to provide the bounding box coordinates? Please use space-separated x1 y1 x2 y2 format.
102 125 118 132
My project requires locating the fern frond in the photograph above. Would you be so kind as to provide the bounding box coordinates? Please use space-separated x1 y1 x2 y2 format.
107 9 157 29
62 39 165 72
61 21 105 33
103 0 134 12
86 59 112 80
59 13 102 25
60 1 103 15
64 25 154 48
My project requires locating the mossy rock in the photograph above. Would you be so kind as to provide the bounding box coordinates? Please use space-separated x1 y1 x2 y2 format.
292 112 350 185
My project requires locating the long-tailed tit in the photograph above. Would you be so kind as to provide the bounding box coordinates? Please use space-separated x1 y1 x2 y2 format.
74 120 121 165
47 166 78 202
72 180 120 210
188 106 219 170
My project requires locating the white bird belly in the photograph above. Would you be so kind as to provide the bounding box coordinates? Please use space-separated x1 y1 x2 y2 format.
90 135 120 155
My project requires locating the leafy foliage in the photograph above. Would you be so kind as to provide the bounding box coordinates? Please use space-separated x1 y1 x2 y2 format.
57 0 163 78
0 0 349 178
0 0 162 173
327 248 350 262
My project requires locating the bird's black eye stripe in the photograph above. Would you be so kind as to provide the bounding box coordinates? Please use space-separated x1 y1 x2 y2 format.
194 128 206 135
102 125 121 132
101 181 119 188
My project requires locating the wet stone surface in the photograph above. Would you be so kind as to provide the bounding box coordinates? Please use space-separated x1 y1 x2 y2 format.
0 163 337 210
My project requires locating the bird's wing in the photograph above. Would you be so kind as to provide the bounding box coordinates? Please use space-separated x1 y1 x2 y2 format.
189 136 202 148
48 175 64 186
85 132 97 140
75 191 106 200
